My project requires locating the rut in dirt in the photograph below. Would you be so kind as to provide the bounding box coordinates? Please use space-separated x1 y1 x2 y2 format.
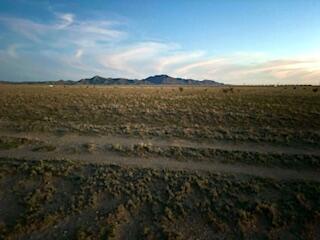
0 148 319 182
1 131 320 156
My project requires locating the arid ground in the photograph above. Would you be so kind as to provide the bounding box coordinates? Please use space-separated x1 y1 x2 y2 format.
0 84 319 239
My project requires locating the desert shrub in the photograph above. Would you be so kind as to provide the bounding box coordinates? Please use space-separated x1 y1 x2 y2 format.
83 143 97 152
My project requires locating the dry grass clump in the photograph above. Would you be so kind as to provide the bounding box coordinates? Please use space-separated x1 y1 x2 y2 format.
83 142 97 153
222 87 234 93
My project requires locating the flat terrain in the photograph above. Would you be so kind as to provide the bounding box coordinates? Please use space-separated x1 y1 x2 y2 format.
0 84 319 239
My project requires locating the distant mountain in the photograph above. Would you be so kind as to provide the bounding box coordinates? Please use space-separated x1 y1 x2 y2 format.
0 74 223 86
78 76 137 85
77 74 222 86
140 74 221 85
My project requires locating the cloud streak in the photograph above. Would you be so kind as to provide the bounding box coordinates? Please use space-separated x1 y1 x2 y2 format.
0 13 125 46
172 56 320 84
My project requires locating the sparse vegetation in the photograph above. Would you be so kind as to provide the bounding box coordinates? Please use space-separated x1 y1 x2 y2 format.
0 85 319 239
0 158 319 239
0 136 39 150
0 85 319 146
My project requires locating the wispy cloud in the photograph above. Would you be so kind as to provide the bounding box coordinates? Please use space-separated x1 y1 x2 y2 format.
0 13 125 46
156 51 205 73
74 49 83 59
99 42 172 77
99 42 206 78
0 11 320 84
0 16 47 42
0 11 127 81
56 13 74 29
174 56 320 84
7 44 20 58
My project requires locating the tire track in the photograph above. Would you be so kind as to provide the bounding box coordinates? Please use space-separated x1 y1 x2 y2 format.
1 131 319 156
0 148 319 182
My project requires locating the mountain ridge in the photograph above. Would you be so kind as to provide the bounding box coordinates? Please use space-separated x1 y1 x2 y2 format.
0 74 223 85
76 74 223 85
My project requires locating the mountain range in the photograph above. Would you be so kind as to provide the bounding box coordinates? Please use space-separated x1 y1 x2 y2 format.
0 75 223 86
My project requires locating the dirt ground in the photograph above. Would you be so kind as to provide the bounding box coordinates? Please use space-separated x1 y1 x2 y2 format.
0 85 319 239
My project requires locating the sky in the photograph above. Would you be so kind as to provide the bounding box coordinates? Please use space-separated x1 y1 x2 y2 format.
0 0 320 84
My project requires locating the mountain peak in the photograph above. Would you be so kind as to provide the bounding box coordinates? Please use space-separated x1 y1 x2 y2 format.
91 75 104 79
153 74 170 78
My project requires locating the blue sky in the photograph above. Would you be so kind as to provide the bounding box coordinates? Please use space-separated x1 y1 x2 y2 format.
0 0 320 84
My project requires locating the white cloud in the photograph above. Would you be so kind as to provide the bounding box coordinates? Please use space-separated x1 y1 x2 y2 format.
173 56 320 84
99 42 172 77
0 16 47 42
75 49 83 59
0 13 125 46
155 51 205 73
7 44 20 58
99 45 319 85
174 58 228 77
56 13 74 29
99 42 205 78
75 20 123 38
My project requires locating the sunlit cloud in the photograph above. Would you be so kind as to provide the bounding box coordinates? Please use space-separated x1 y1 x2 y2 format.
155 51 205 73
99 42 207 78
175 57 320 84
174 58 228 77
99 42 176 77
